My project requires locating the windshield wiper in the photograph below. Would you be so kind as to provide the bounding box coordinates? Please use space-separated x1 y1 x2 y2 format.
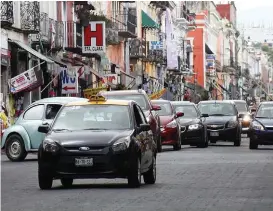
83 128 109 130
52 129 71 132
256 116 271 119
208 114 230 116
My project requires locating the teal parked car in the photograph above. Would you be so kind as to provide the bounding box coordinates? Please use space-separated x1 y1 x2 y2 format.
1 97 88 162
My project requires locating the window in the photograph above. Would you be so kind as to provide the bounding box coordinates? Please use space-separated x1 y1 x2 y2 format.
256 105 273 118
136 105 147 124
52 105 131 131
45 104 62 119
173 105 198 118
133 105 144 127
235 102 248 113
197 103 236 116
153 102 172 116
24 105 44 120
106 94 149 111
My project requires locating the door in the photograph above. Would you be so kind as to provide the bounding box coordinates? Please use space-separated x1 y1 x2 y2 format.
136 105 154 169
20 104 45 149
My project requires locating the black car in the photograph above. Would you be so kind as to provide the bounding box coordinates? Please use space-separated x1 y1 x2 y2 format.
197 101 242 146
249 102 273 149
37 96 156 189
171 101 209 148
225 100 252 135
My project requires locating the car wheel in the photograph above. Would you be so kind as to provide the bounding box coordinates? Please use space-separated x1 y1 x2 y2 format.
5 134 27 162
61 178 73 188
234 134 241 146
173 137 181 151
157 134 162 153
197 131 208 148
143 156 156 184
38 165 53 190
249 138 258 149
128 154 141 188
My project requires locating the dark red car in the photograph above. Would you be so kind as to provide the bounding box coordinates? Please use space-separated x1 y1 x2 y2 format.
151 100 184 151
99 90 163 152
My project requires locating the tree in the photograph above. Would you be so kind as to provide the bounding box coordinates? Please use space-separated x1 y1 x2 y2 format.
261 45 269 52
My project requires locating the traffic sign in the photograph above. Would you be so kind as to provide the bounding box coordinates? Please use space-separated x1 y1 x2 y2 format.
60 68 78 94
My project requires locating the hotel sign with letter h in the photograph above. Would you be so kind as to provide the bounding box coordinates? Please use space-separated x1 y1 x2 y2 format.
82 21 106 54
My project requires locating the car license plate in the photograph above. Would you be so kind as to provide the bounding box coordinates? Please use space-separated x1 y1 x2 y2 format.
75 158 93 167
210 132 219 137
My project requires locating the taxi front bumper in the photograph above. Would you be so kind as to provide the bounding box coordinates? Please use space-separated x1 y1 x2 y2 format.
39 147 131 179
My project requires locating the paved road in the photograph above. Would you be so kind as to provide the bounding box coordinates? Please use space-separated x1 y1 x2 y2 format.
2 138 273 211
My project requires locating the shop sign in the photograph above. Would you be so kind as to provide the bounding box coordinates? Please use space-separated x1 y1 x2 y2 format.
102 74 118 85
10 68 37 93
206 54 216 77
149 89 167 100
60 69 78 94
149 41 163 50
83 87 107 99
82 21 106 54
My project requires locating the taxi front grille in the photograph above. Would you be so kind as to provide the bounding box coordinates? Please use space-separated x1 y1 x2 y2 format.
207 125 225 130
63 146 106 151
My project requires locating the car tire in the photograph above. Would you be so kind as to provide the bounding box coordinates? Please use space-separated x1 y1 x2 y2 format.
157 134 162 153
128 154 141 188
38 165 53 190
173 139 181 151
197 132 208 148
61 178 73 188
234 134 241 146
249 139 258 149
143 156 156 184
210 140 216 144
5 134 27 162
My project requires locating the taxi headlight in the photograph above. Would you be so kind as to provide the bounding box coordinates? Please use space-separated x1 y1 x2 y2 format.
188 124 201 130
43 138 59 152
252 121 264 131
227 121 238 128
112 137 130 152
165 120 177 128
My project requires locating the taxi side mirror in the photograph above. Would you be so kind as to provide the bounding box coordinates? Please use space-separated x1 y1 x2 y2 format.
140 124 150 132
38 125 49 134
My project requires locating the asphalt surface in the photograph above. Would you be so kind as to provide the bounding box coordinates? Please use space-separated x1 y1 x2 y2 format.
2 138 273 211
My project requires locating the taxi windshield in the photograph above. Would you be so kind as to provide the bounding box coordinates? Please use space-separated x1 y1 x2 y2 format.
173 105 198 118
105 94 148 111
52 105 131 131
256 105 273 118
198 103 236 116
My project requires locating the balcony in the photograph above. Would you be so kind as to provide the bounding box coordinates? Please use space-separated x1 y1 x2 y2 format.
30 12 49 44
150 1 176 10
49 19 64 49
106 21 120 45
20 1 40 34
64 21 100 58
0 1 14 28
114 9 137 38
129 39 146 59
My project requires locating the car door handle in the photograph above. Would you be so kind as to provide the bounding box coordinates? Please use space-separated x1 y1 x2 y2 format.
42 122 49 125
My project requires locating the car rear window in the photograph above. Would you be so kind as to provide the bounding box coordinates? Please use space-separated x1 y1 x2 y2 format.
105 94 149 111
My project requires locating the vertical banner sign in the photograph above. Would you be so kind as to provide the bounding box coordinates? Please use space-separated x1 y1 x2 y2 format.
82 21 106 54
60 69 78 94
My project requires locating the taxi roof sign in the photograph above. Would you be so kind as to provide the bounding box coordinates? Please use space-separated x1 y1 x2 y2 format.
89 95 106 102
